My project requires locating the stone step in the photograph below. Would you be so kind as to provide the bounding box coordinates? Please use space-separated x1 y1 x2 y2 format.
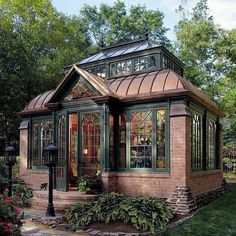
30 190 99 211
33 190 98 201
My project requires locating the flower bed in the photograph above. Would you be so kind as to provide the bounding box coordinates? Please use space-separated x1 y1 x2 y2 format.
0 194 23 236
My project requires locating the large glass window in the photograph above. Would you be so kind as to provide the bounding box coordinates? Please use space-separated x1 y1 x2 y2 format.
130 111 153 168
31 120 53 168
207 119 216 169
81 113 101 176
191 112 203 170
134 55 156 72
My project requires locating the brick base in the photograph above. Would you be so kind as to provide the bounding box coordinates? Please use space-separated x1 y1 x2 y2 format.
194 179 231 208
167 186 197 215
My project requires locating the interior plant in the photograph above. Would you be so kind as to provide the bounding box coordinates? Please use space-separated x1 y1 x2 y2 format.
77 175 103 194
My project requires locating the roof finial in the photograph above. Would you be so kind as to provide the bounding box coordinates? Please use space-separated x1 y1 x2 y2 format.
100 34 105 49
144 23 149 41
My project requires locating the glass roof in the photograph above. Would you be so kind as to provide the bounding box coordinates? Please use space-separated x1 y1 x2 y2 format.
78 38 159 65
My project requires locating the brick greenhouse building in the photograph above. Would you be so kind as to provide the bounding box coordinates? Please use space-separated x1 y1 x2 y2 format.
19 38 227 214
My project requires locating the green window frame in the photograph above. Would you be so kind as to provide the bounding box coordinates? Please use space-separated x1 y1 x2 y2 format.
191 111 203 170
31 119 53 168
190 105 219 171
118 106 169 172
207 116 217 169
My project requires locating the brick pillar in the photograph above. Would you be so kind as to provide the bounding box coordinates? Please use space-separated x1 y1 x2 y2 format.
167 103 196 214
169 103 191 188
19 129 28 177
102 172 118 192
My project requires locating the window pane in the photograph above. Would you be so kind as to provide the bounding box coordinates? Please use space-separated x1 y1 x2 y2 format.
130 111 152 168
134 55 157 72
87 65 106 77
191 112 203 169
119 113 126 168
208 119 216 169
81 113 101 176
41 121 53 166
156 109 166 168
109 115 115 170
32 122 39 167
110 60 132 76
57 115 66 178
69 113 78 184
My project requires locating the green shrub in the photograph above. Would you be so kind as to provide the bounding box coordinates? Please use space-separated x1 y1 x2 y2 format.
0 157 8 194
65 192 174 234
12 183 33 206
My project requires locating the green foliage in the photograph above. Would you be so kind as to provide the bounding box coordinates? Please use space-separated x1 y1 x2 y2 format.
12 183 32 206
0 194 23 235
0 157 8 194
65 192 174 234
0 0 92 150
81 0 169 46
77 175 103 194
163 184 236 236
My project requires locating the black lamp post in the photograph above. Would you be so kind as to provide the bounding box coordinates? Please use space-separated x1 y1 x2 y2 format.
4 146 16 197
44 144 58 217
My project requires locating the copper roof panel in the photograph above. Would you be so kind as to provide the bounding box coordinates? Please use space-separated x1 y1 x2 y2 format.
116 75 135 96
151 70 168 92
109 77 124 93
164 70 179 90
127 74 146 95
139 71 157 94
34 90 52 109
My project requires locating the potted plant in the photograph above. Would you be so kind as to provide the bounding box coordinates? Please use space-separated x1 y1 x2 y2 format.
77 175 103 194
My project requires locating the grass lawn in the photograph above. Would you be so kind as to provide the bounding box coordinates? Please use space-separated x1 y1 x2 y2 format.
162 183 236 236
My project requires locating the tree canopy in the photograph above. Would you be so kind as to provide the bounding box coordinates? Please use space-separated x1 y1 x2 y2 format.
80 0 170 47
175 0 236 145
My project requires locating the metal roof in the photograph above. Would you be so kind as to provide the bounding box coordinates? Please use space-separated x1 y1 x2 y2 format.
19 67 223 117
78 38 159 65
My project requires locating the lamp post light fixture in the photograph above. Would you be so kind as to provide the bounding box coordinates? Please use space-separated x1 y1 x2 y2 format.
4 145 17 197
44 144 58 217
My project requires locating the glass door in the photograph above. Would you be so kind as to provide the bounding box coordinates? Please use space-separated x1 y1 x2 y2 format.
80 112 101 176
56 113 68 191
68 113 78 188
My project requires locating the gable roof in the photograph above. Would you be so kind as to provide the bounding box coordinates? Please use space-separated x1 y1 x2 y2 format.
19 67 223 117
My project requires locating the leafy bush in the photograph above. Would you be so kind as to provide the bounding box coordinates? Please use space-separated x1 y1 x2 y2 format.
12 183 33 206
65 192 174 234
0 194 23 236
77 175 103 194
0 157 8 194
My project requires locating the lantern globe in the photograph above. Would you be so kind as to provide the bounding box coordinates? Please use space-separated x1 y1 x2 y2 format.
4 146 16 166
